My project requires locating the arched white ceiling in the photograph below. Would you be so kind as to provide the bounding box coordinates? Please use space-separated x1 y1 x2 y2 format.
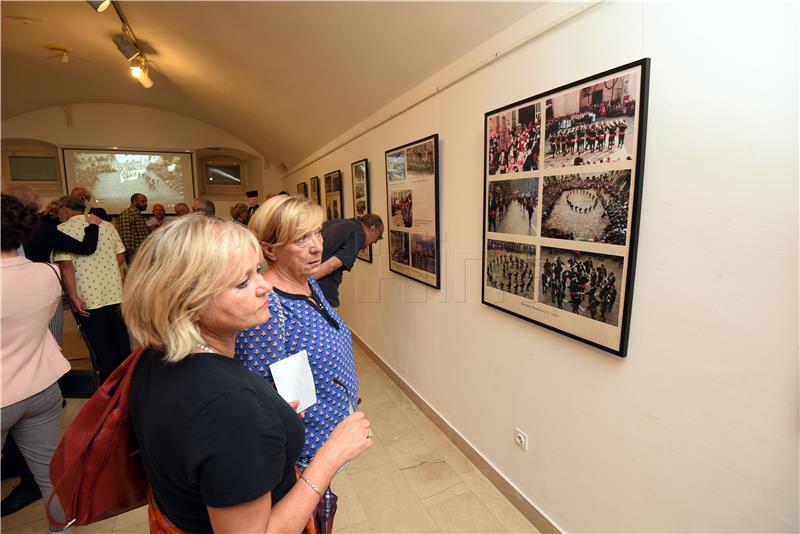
1 1 544 169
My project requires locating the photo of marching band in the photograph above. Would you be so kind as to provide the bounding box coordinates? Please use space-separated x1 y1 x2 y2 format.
486 177 538 236
537 247 624 326
541 170 631 245
410 234 436 275
487 102 541 175
485 239 536 300
544 71 639 169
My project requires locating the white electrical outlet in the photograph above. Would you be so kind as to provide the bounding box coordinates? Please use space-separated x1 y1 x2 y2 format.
514 428 528 451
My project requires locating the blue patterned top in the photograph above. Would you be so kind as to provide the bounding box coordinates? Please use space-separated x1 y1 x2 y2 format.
235 278 359 464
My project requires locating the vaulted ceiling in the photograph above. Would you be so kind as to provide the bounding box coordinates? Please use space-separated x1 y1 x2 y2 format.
1 1 543 169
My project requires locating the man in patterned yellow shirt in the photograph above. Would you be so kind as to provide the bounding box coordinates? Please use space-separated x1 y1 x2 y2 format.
53 196 130 382
116 193 149 262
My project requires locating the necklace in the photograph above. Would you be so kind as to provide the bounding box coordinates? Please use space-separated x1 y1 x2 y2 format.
196 343 217 354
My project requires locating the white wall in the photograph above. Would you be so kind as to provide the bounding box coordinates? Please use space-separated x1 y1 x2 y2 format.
285 2 799 532
1 103 282 207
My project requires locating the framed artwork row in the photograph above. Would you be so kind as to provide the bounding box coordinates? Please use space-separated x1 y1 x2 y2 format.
324 170 343 220
385 134 440 288
482 58 650 357
351 158 372 263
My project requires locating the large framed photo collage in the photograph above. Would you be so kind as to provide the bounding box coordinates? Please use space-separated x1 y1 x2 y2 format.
482 59 650 356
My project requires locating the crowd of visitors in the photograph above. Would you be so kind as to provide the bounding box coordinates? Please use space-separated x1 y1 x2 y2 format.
1 187 373 532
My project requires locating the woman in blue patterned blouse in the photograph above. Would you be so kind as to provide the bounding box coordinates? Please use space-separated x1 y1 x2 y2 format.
236 195 360 533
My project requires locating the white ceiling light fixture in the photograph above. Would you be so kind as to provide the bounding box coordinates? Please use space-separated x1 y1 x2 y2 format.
100 2 155 88
129 57 153 88
113 31 140 61
86 1 111 13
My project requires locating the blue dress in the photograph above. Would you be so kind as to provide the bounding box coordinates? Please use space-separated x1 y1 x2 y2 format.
235 278 359 463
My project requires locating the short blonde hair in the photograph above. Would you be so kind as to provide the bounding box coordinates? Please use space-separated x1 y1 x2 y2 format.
122 215 260 363
249 194 323 251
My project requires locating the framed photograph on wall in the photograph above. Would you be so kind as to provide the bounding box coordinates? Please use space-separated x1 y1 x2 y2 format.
324 170 344 220
296 182 308 198
482 58 650 357
385 134 440 288
310 176 321 204
351 158 372 262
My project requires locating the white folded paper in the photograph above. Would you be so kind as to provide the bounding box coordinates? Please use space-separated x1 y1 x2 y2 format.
269 350 317 413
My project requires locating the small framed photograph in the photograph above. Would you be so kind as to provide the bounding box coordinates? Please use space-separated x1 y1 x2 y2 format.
351 158 372 263
324 170 344 220
296 182 309 198
310 176 321 204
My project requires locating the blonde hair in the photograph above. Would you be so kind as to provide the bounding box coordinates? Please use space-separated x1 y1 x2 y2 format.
122 215 260 363
248 194 323 252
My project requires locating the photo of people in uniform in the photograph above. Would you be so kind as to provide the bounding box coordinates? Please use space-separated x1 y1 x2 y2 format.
537 247 624 326
544 71 639 169
390 189 412 228
390 230 409 264
387 150 406 182
406 140 435 177
485 239 536 300
487 102 541 175
486 177 538 236
541 170 631 245
410 234 436 275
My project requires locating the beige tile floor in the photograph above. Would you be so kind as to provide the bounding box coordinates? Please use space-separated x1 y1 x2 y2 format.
2 341 538 534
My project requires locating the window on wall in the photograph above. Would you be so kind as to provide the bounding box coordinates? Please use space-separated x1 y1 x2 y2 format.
9 155 58 181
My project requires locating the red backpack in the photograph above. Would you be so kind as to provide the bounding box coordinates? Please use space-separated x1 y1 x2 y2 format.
47 347 147 528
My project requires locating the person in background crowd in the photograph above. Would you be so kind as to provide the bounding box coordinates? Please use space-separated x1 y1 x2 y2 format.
69 187 110 221
146 203 170 231
237 195 365 532
53 196 130 382
0 194 72 533
117 193 149 262
229 202 250 226
311 213 384 308
124 215 372 533
192 197 216 217
246 189 260 218
174 202 191 217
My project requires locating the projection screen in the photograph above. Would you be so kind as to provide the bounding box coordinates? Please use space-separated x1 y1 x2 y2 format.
62 148 195 214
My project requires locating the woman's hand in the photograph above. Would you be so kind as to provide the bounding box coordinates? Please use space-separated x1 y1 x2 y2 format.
85 212 102 225
318 412 372 467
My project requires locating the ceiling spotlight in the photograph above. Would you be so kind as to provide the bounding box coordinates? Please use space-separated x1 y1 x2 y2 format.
87 1 111 12
113 32 140 61
130 60 153 89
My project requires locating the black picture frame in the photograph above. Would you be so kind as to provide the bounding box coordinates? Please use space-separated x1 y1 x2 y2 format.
324 170 344 220
296 181 308 198
351 158 372 263
482 58 650 357
385 134 440 288
310 176 321 204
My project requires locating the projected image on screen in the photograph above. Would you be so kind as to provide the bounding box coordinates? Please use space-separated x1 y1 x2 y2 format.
63 149 194 214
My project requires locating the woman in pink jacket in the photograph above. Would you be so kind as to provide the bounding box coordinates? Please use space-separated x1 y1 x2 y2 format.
0 194 71 532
